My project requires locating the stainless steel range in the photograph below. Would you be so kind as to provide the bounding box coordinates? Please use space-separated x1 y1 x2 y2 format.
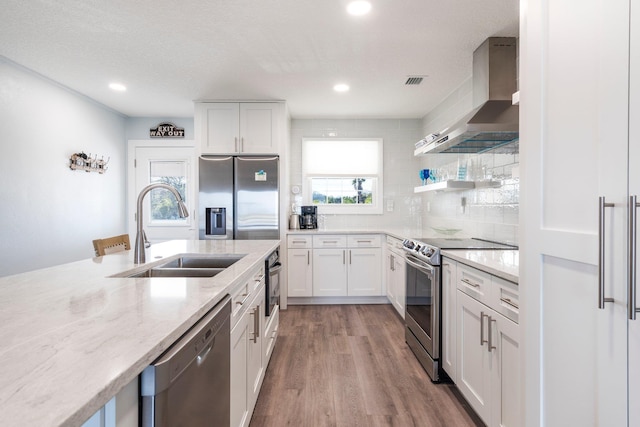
402 237 517 382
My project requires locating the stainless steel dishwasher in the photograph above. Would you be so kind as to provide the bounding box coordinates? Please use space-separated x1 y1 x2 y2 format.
141 296 231 427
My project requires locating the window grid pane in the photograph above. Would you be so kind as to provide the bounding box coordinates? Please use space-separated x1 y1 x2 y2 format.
149 161 188 221
310 177 374 205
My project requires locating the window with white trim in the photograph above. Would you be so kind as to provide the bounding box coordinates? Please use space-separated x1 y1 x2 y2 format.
302 138 383 214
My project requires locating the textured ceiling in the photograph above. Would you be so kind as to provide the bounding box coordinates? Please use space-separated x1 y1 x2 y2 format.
0 0 519 118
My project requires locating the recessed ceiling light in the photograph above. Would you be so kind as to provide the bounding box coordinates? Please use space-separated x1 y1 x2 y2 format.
108 82 127 92
334 83 350 92
347 1 372 16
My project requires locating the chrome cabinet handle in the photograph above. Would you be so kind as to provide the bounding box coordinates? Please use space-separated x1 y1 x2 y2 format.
234 137 238 152
253 305 260 342
349 250 352 265
598 196 615 309
480 311 488 346
629 195 640 320
307 250 310 265
343 250 346 264
250 306 259 343
240 137 244 152
488 316 497 353
235 292 249 306
500 297 519 310
461 278 480 288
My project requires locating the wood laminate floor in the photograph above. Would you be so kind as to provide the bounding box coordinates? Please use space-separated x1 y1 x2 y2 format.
250 304 484 427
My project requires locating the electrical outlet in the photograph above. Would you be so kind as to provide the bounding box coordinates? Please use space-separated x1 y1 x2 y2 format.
386 199 394 212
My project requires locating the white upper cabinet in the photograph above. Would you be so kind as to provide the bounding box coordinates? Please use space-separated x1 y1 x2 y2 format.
195 102 284 154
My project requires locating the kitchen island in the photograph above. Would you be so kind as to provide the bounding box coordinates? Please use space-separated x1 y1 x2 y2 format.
0 239 280 426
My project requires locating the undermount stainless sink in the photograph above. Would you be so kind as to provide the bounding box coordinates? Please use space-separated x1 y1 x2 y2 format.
158 254 244 269
111 254 245 278
126 267 225 278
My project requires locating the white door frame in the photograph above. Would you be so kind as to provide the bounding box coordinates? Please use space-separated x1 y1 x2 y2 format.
127 140 197 243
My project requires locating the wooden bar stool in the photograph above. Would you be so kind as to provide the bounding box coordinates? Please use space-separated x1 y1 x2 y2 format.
92 234 131 256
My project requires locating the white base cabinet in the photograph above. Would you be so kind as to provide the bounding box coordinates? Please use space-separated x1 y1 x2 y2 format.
230 306 249 427
448 261 519 427
441 258 457 381
286 235 313 297
230 263 274 427
314 235 382 297
287 248 313 297
287 234 384 300
313 248 348 296
385 236 406 318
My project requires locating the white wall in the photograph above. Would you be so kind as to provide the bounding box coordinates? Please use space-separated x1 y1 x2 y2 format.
0 59 126 276
289 119 424 236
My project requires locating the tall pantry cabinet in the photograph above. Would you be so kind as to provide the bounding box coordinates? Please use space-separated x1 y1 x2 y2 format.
520 0 637 425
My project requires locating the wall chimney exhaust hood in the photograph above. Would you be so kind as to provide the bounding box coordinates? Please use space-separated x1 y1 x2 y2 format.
416 37 519 155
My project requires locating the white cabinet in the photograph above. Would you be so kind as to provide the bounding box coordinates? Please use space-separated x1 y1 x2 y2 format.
456 291 491 422
385 236 406 318
346 247 382 296
454 262 519 427
457 291 520 427
246 285 265 413
195 102 284 154
521 0 631 424
263 305 279 362
287 233 384 299
313 248 348 296
490 307 520 427
441 258 457 381
230 264 272 427
230 305 249 427
311 234 382 297
287 236 313 297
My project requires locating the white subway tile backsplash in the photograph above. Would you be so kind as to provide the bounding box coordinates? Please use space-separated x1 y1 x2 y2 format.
290 116 518 244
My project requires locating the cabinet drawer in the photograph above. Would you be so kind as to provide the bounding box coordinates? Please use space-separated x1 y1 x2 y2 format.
287 235 312 248
313 235 347 248
457 263 492 305
231 279 251 325
348 234 382 247
230 266 264 326
491 276 519 323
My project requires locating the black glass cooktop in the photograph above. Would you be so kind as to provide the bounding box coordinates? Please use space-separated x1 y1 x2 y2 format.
412 237 518 250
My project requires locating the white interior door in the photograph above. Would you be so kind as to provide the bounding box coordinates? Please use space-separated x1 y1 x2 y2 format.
520 0 629 425
128 142 196 244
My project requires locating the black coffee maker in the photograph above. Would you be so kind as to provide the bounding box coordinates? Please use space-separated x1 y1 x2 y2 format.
300 205 318 229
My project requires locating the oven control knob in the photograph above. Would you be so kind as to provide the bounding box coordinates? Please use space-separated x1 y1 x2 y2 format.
422 247 435 257
403 240 415 250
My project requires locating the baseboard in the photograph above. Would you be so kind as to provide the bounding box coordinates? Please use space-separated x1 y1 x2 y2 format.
287 296 390 305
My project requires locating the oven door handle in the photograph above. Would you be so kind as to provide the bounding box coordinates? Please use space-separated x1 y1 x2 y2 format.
405 255 436 274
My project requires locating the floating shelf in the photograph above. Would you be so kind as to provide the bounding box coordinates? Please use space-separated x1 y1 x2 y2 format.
414 179 502 193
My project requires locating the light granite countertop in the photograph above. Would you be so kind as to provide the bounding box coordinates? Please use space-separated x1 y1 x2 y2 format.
0 239 279 427
441 249 519 283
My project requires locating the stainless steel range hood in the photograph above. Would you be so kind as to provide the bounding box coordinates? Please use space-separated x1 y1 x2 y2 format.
416 37 519 155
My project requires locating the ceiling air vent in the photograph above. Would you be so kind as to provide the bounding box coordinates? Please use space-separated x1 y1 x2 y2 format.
405 76 424 85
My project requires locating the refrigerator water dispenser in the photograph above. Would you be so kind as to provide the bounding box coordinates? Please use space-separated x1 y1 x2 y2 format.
205 207 226 236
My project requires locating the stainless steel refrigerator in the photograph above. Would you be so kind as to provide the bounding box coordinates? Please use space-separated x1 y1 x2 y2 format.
199 155 279 240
